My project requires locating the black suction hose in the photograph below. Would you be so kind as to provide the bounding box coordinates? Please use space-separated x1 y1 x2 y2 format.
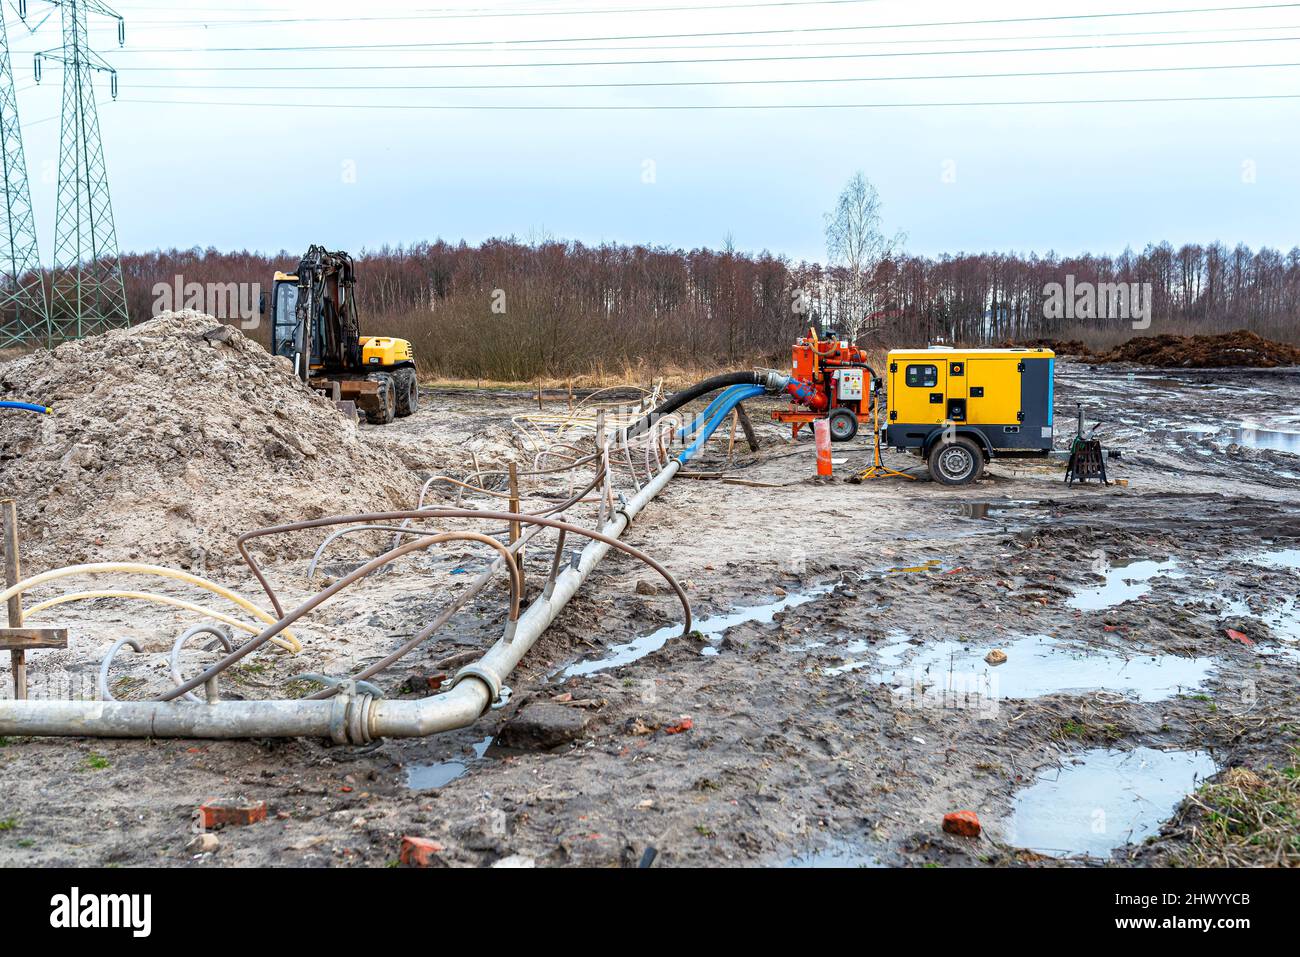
626 371 772 438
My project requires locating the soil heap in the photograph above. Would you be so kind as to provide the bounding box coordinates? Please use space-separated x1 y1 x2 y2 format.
1084 330 1300 368
0 312 419 570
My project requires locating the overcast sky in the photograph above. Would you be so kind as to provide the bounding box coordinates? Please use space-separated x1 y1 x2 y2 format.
5 0 1298 263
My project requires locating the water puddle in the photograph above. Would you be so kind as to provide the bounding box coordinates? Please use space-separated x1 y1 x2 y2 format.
561 585 835 677
886 559 945 574
1249 548 1300 571
784 839 884 868
956 500 1039 521
1006 747 1217 858
858 633 1211 702
406 736 493 790
1067 558 1183 611
1220 425 1300 454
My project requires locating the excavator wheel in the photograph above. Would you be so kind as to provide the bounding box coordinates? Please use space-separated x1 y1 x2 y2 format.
394 367 419 418
365 373 397 425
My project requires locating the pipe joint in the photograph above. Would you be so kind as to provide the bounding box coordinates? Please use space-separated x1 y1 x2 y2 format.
327 682 376 745
452 665 501 711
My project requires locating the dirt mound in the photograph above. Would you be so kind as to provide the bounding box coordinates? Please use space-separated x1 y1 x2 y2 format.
1083 330 1300 368
0 312 419 570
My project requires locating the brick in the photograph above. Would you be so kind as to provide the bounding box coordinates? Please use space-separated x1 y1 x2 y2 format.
198 799 267 829
400 836 445 868
942 810 981 838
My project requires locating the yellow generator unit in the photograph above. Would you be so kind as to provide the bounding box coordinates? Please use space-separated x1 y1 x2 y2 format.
884 345 1056 485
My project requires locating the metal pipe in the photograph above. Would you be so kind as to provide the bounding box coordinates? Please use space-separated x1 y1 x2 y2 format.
0 461 682 742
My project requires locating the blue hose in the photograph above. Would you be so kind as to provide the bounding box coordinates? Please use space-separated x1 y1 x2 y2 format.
678 384 765 464
0 401 50 414
676 384 756 442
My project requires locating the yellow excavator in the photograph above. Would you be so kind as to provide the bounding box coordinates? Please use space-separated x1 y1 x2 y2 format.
267 245 418 424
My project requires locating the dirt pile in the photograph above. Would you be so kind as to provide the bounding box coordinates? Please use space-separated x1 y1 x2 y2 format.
1083 330 1300 368
0 312 419 570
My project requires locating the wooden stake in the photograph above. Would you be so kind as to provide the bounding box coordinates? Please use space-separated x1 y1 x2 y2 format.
508 463 521 546
2 499 26 700
726 409 739 464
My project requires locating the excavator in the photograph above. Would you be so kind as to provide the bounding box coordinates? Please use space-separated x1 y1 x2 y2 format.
267 246 418 424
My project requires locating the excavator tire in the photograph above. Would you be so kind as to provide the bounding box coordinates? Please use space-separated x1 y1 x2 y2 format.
365 373 397 425
394 367 419 418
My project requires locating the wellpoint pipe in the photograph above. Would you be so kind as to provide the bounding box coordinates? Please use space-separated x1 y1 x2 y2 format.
0 459 683 742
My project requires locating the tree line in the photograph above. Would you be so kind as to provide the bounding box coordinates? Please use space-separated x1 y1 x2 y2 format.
116 236 1300 381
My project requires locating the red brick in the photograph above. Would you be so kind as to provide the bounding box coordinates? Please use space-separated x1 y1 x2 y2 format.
400 836 445 868
942 810 981 838
198 799 267 829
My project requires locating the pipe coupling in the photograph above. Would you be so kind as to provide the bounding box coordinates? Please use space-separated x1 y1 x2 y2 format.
452 664 502 712
328 682 377 745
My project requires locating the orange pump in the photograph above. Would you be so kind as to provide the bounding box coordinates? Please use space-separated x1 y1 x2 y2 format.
772 327 876 442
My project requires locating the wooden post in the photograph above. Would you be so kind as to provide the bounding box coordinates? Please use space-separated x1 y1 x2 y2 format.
726 409 739 464
567 379 573 411
2 499 26 699
507 463 521 546
537 380 543 411
735 402 760 452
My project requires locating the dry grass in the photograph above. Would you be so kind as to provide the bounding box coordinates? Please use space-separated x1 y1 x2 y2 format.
1170 754 1300 867
417 358 783 393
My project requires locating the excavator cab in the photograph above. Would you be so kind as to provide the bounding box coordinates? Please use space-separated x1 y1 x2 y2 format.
268 246 419 425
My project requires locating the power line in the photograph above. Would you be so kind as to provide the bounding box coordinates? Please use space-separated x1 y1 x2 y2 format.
100 3 1300 54
112 92 1300 110
119 0 903 28
99 33 1300 71
102 24 1300 57
116 60 1300 93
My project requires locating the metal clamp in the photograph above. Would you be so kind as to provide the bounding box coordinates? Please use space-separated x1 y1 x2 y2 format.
452 663 502 711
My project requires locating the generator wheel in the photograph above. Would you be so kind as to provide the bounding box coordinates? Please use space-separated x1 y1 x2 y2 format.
394 368 419 418
365 373 397 425
827 407 858 442
928 436 982 486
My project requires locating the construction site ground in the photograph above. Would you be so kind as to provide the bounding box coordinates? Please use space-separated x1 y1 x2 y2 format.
2 344 1299 867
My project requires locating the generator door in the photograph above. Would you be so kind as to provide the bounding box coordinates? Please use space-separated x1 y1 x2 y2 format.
966 358 1022 425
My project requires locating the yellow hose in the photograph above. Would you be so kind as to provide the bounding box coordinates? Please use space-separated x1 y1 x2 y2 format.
0 563 301 653
24 592 263 638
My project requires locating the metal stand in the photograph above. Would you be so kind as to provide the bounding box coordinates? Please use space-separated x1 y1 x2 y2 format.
854 393 915 483
1065 402 1109 486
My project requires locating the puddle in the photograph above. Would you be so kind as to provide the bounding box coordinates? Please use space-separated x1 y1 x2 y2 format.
886 559 944 574
956 500 1038 521
1007 747 1217 858
860 633 1211 702
784 839 884 868
1249 548 1300 571
1220 425 1300 453
561 585 835 677
1067 558 1183 611
406 736 492 790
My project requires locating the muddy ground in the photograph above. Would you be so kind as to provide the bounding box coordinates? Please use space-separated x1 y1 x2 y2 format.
1 360 1298 867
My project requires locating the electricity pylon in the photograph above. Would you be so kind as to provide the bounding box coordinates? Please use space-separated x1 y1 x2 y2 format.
34 0 128 341
0 5 50 348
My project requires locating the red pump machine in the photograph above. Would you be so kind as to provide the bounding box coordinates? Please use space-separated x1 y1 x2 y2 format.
771 327 876 441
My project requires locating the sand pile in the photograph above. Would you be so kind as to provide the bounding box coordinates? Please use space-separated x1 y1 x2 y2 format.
1084 330 1300 368
0 311 419 570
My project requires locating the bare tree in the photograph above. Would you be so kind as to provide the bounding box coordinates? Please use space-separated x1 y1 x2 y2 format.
824 171 905 342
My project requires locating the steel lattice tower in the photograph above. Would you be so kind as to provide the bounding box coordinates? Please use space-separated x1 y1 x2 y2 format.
35 0 127 341
0 9 50 348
